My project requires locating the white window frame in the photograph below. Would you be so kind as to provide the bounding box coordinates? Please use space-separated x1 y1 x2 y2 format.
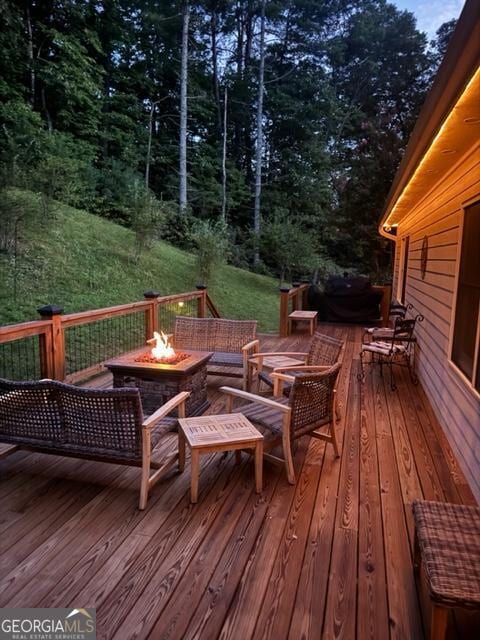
448 198 480 398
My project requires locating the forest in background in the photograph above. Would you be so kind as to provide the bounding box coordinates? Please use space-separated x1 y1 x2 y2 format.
0 0 455 284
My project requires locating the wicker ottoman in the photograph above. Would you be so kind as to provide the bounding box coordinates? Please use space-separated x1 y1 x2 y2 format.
412 500 480 639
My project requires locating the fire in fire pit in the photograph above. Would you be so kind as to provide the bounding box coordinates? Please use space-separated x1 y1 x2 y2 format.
135 331 189 365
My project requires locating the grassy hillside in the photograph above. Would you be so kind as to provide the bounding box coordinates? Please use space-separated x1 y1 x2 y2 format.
0 200 280 332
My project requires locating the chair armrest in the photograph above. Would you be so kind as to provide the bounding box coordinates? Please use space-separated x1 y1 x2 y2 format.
142 391 190 429
220 386 291 413
242 340 260 391
248 351 308 360
271 371 295 396
271 372 295 383
272 364 331 373
242 339 260 354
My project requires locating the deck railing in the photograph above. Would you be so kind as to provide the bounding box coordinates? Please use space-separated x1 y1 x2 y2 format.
0 286 220 383
279 282 392 337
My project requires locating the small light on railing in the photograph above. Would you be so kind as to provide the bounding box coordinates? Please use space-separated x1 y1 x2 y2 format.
178 302 184 308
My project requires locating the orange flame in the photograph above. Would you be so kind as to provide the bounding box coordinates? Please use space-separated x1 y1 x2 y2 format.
151 331 175 360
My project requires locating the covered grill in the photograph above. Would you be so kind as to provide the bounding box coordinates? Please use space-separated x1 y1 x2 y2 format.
308 275 383 323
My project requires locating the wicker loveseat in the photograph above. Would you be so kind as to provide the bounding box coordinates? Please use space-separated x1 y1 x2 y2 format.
172 316 259 390
0 378 188 509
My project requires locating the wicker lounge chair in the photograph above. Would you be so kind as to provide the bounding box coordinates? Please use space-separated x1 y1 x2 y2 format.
412 500 480 639
247 331 344 393
221 363 341 483
172 316 259 390
0 378 188 509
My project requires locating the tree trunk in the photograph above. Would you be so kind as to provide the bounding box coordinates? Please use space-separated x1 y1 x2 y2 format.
41 87 53 133
179 1 189 214
145 100 157 189
221 88 228 221
253 0 266 265
244 0 253 70
25 2 35 105
233 1 244 166
210 10 222 134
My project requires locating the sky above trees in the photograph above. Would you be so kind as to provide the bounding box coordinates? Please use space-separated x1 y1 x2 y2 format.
392 0 463 37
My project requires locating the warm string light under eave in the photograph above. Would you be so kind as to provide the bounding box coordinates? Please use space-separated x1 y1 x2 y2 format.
382 65 480 229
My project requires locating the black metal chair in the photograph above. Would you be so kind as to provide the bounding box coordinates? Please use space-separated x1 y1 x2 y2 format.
358 316 420 390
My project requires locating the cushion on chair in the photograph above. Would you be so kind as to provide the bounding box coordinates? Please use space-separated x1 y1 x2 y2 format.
258 370 292 396
150 417 178 449
364 327 394 337
209 352 243 367
239 398 290 436
412 500 480 608
361 341 407 356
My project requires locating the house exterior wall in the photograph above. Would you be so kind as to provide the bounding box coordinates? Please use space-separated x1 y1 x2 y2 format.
393 145 480 501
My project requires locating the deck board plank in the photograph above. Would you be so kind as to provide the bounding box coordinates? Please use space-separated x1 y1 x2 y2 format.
322 364 361 639
0 326 478 639
357 353 390 640
288 336 355 640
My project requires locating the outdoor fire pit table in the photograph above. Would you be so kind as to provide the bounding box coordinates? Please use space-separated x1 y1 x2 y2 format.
104 349 213 416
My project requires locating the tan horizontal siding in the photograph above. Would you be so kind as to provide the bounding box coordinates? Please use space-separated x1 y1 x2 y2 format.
396 145 480 502
416 357 480 500
407 277 454 308
410 243 458 261
409 210 461 240
410 227 458 249
407 286 452 324
407 267 454 292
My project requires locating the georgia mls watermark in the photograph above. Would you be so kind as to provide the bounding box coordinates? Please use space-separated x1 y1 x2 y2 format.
0 608 96 640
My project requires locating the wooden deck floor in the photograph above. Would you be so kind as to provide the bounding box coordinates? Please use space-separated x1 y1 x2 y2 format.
1 326 479 639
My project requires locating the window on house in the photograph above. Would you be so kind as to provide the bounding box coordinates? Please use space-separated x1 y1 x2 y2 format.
451 201 480 392
399 236 409 304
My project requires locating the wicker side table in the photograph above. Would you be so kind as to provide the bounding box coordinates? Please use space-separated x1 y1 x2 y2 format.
178 413 263 503
412 500 480 640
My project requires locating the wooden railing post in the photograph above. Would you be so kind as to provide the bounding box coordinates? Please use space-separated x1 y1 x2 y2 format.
301 280 310 309
196 284 207 317
38 305 65 380
380 284 392 327
38 330 53 379
291 282 300 311
279 286 290 337
144 290 160 340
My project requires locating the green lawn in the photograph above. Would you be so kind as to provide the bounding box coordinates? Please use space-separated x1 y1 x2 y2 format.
0 199 280 332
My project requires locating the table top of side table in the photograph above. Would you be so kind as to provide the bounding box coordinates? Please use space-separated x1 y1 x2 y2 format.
288 310 318 319
178 413 263 449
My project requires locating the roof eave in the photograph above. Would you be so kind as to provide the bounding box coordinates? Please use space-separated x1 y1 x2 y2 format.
379 0 480 234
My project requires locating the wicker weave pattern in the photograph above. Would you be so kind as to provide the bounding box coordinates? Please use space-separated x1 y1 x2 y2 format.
413 500 480 609
260 332 344 393
0 378 145 461
173 316 257 354
59 387 143 458
241 365 340 441
306 332 344 366
289 364 340 433
0 380 63 445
